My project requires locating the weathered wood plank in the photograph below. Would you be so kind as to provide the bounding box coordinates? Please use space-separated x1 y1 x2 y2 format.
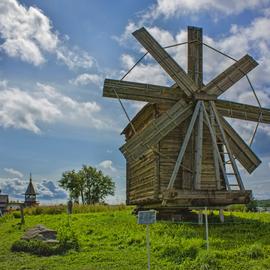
194 106 203 189
202 55 258 96
216 99 270 123
188 26 203 88
120 100 193 161
103 79 183 103
166 101 202 192
220 117 261 173
211 102 245 190
133 27 197 97
202 102 230 189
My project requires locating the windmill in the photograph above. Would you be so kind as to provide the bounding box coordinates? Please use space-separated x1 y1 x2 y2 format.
103 26 270 213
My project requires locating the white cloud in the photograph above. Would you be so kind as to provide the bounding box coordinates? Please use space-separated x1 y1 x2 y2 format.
0 80 120 133
143 0 269 20
0 177 67 201
69 73 103 86
0 82 61 133
4 168 23 178
0 0 58 65
56 46 95 70
0 0 95 70
98 160 117 172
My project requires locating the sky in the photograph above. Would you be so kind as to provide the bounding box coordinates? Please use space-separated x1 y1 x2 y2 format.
1 0 270 204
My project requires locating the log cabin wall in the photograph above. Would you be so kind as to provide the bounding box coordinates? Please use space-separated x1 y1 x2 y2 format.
124 101 226 204
124 104 160 204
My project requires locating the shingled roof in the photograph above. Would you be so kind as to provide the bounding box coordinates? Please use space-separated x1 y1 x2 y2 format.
25 174 36 195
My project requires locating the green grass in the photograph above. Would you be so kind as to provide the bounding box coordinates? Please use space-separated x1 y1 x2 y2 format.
1 207 270 270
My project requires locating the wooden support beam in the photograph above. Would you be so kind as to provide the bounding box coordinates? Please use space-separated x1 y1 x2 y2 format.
216 99 270 124
120 100 193 161
103 79 184 103
194 105 203 189
166 101 202 190
188 26 203 88
219 117 261 173
210 102 245 190
162 101 202 205
133 27 197 97
202 102 230 190
202 55 258 96
209 105 221 190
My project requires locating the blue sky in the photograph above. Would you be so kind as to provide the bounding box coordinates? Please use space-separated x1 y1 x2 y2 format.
1 0 270 203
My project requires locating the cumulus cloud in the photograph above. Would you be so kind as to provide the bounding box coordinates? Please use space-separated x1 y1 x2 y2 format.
4 168 23 178
0 177 67 201
69 73 103 87
142 0 269 21
37 180 67 200
56 46 95 70
0 0 95 69
0 80 120 133
98 160 117 172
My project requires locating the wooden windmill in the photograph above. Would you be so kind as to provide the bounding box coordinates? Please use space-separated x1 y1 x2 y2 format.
103 26 270 211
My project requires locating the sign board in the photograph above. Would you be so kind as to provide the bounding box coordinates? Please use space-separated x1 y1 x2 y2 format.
138 210 156 225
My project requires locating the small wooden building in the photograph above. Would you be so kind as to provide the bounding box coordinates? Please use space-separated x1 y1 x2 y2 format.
24 174 38 207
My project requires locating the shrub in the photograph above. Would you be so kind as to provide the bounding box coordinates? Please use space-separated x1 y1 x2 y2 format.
11 240 60 256
58 222 80 252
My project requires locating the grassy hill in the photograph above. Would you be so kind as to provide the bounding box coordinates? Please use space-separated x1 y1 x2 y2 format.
1 205 270 270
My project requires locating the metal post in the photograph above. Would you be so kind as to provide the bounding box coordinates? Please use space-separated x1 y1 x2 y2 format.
205 206 209 250
146 224 151 270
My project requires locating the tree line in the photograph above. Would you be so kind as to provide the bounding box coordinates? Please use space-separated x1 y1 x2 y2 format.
59 165 115 204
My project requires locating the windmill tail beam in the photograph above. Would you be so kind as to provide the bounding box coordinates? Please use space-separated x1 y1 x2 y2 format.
103 79 183 103
132 27 197 97
202 54 258 96
220 117 261 174
216 99 270 124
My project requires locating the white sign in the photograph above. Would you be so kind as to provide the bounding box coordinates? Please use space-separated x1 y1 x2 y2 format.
138 210 156 225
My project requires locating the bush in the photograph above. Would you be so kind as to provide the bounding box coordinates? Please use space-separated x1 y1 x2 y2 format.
11 240 60 256
13 211 21 219
58 222 80 252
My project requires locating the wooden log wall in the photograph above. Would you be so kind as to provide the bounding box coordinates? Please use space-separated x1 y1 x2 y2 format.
124 104 159 203
124 101 227 204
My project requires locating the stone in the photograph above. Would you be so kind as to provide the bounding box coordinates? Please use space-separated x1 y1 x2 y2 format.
21 224 58 242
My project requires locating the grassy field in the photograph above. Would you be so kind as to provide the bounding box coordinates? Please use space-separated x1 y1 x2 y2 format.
1 206 270 270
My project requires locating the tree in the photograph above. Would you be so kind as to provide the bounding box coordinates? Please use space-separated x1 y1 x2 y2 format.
59 165 115 204
79 165 115 204
59 170 85 204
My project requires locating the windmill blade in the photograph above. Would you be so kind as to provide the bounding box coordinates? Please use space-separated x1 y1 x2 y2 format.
219 117 261 174
132 27 197 97
202 55 258 96
120 100 193 161
103 79 183 103
216 99 270 124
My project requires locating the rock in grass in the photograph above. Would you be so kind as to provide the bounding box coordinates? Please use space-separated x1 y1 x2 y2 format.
21 224 58 242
